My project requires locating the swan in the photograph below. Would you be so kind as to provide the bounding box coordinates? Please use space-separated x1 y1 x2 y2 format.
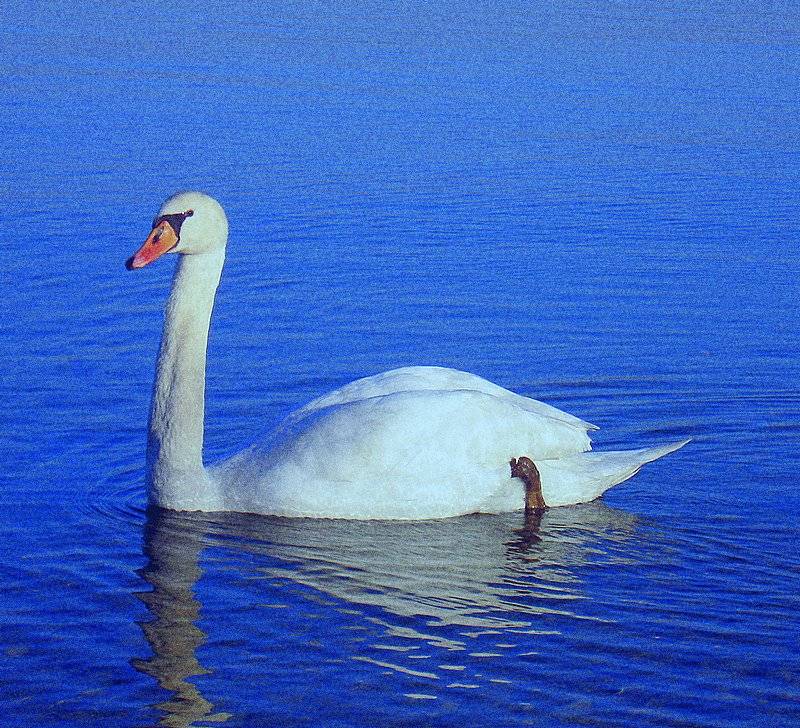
126 191 688 520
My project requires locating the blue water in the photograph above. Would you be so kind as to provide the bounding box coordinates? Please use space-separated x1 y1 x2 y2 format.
2 1 800 725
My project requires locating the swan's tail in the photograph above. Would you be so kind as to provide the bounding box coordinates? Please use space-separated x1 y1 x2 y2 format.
537 438 691 507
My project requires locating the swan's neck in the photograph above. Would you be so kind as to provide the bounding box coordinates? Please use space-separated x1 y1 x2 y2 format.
147 249 224 508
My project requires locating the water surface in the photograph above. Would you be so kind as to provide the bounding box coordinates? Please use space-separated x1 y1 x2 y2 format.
1 1 799 725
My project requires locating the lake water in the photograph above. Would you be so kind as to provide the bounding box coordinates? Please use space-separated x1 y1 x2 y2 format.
2 1 800 725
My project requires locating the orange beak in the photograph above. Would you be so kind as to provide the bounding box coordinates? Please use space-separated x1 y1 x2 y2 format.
125 220 179 270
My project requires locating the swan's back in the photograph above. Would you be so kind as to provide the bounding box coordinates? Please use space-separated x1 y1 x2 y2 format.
290 366 598 432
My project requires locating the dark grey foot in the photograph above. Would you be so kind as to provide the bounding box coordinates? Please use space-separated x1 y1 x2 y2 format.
510 456 547 513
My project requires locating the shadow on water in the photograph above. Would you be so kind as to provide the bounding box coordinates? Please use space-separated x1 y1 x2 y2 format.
132 503 639 726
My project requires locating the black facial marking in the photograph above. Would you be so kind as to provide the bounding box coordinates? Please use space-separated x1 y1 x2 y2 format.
152 210 194 241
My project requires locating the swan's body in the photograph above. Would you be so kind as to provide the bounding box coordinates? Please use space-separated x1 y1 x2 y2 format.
128 192 688 520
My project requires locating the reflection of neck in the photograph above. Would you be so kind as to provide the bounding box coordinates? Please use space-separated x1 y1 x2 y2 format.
147 249 224 509
133 510 228 726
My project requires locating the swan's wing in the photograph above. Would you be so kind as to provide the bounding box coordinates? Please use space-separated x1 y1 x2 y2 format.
289 366 598 432
212 389 592 519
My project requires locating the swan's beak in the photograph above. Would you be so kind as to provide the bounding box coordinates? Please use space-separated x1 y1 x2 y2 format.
125 220 179 270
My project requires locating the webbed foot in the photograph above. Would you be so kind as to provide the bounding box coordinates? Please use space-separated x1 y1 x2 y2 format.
510 456 547 513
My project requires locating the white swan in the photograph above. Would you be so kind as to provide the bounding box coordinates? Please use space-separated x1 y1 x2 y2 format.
126 191 688 520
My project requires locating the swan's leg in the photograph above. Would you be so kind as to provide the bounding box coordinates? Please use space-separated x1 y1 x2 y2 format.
510 457 547 513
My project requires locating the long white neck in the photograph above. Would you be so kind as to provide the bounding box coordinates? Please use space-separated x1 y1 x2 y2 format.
147 249 225 509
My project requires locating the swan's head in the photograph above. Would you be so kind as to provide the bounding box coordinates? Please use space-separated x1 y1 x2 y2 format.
126 191 228 270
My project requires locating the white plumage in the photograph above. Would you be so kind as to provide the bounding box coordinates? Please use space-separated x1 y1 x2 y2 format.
128 192 688 519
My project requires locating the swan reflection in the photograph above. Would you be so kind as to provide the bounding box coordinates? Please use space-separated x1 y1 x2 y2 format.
133 503 638 724
132 512 231 727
